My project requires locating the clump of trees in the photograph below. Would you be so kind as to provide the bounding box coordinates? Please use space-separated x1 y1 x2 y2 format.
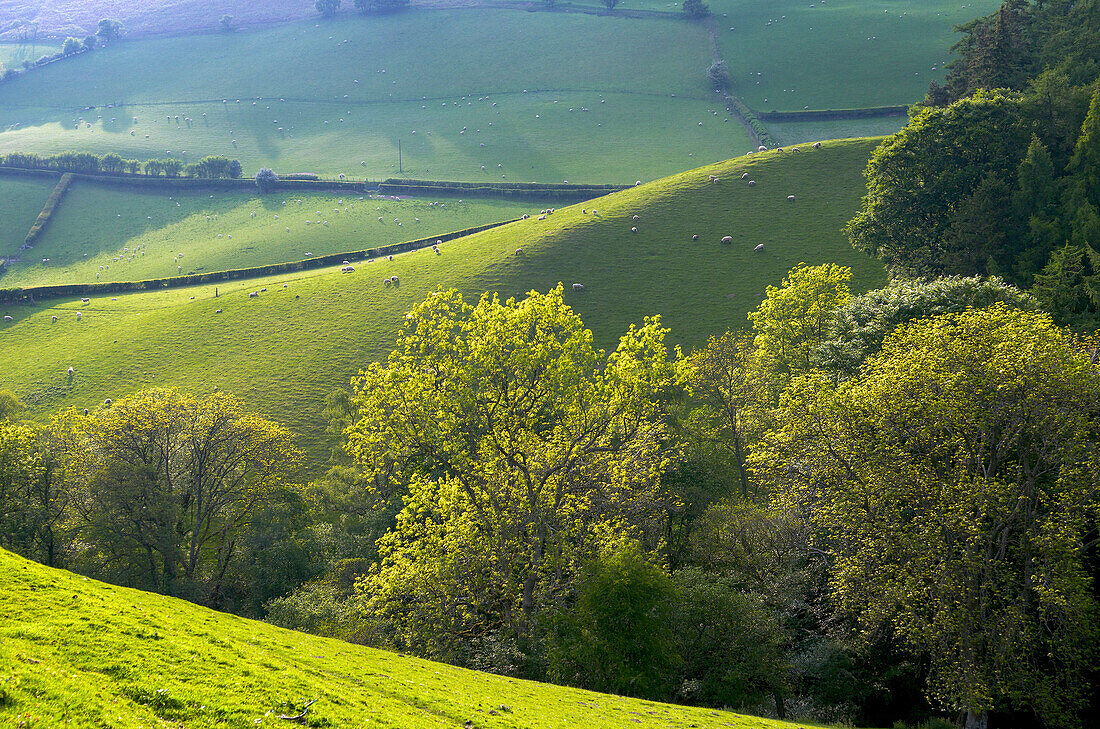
705 61 730 91
0 151 243 179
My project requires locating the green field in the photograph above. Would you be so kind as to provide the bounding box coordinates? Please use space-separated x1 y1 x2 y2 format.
0 546 844 728
767 116 910 146
0 10 753 182
0 140 886 464
0 183 537 286
0 176 54 256
0 41 60 68
714 0 1002 111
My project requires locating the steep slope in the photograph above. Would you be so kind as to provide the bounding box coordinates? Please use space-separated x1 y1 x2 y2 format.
0 547 839 727
0 139 887 464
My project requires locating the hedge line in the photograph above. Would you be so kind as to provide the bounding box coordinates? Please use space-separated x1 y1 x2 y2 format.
757 106 908 122
379 180 627 201
24 174 74 247
0 219 519 304
383 178 625 192
725 95 776 148
0 166 372 194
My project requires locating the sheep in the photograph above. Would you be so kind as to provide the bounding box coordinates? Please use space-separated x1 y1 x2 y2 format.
631 227 638 233
709 175 718 181
787 195 796 201
83 409 89 416
76 312 82 320
748 180 756 186
67 366 74 376
52 315 58 322
721 236 733 244
2 315 12 322
260 288 267 292
812 141 822 149
104 399 112 407
249 291 259 297
81 298 90 304
742 172 749 179
692 234 699 240
633 215 640 221
216 309 223 313
754 243 765 252
792 147 800 153
390 276 399 283
515 248 524 256
283 283 288 288
538 215 546 221
383 278 392 286
591 209 598 216
758 145 767 152
572 283 585 292
521 214 529 220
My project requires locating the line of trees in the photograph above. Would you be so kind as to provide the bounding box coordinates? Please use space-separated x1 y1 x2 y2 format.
1 152 243 179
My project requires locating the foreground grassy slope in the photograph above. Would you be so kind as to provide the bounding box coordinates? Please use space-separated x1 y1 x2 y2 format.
0 139 886 463
0 184 535 286
0 10 751 182
0 548 836 728
0 176 53 256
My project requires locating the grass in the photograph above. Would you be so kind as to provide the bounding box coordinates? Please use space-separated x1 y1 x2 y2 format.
0 139 886 467
712 0 1002 111
767 116 910 146
0 546 851 728
0 176 55 257
0 9 753 182
0 183 537 286
0 41 60 68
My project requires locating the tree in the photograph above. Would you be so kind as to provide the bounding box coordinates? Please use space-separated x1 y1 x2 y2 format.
255 167 279 194
61 37 83 55
845 91 1032 279
705 61 730 91
0 421 67 566
56 389 300 602
100 153 124 174
683 0 709 18
548 541 679 698
1031 244 1100 329
605 0 619 10
682 332 765 498
95 19 122 43
753 305 1100 728
316 0 341 17
819 276 1035 380
747 262 850 387
219 15 236 32
349 286 675 660
83 35 97 50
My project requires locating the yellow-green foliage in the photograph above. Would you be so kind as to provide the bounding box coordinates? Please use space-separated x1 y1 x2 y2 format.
0 547 840 728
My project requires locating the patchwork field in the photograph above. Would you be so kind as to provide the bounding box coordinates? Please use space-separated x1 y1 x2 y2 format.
0 10 752 182
0 183 536 286
0 139 886 464
0 546 844 728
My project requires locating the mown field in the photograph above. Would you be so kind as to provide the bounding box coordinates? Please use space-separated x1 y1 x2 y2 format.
713 0 1001 111
0 140 886 465
0 546 847 728
0 10 752 182
0 176 54 256
0 183 537 286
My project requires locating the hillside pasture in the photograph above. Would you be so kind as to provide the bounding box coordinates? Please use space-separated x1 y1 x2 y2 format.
714 0 1002 111
0 10 754 182
0 176 54 258
0 547 842 728
0 140 885 464
767 116 910 147
0 183 536 286
0 40 60 67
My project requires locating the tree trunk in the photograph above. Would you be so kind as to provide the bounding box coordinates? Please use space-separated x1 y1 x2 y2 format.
773 690 786 719
964 709 988 729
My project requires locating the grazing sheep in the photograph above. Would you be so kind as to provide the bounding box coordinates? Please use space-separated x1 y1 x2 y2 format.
742 172 749 179
104 399 112 407
758 145 767 152
754 243 765 252
283 283 288 288
521 214 529 220
591 210 598 216
709 175 718 182
260 288 267 292
572 283 585 292
81 298 90 303
52 315 58 322
812 141 822 149
515 248 524 256
631 227 638 233
67 366 74 376
216 309 223 313
721 236 733 244
748 180 756 186
787 195 795 201
390 276 399 283
83 409 89 416
76 312 82 320
2 315 12 322
538 215 546 221
792 147 800 153
249 291 259 297
692 234 699 240
633 215 640 221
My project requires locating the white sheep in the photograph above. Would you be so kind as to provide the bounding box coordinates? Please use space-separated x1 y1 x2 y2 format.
812 141 822 149
754 243 765 252
76 312 82 320
631 227 638 233
742 172 749 180
633 215 640 221
787 195 795 201
2 315 12 322
758 145 767 152
52 315 58 322
390 276 399 283
249 291 259 297
721 236 733 244
515 248 524 256
748 180 756 186
67 366 74 376
572 283 585 292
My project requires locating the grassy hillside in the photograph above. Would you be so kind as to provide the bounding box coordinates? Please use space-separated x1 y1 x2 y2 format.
0 139 886 465
714 0 1001 111
0 176 54 256
0 184 535 286
0 10 752 182
0 547 841 728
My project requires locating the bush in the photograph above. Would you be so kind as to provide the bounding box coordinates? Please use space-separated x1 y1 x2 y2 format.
255 167 279 193
706 61 730 91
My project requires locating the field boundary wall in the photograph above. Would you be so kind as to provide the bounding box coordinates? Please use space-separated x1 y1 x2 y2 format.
24 173 74 247
0 219 520 304
757 106 909 122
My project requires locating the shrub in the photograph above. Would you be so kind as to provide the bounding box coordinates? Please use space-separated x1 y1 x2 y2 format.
255 167 279 193
706 61 730 91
